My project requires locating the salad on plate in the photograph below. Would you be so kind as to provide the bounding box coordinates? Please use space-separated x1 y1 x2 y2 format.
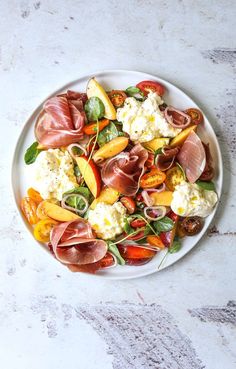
21 77 218 273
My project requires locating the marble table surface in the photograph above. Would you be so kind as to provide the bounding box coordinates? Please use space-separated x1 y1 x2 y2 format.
0 1 235 368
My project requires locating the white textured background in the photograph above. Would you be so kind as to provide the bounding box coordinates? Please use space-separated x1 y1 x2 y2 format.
0 1 235 368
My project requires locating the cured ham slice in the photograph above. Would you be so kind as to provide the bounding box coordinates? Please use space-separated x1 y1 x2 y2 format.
177 131 206 183
35 93 86 148
155 146 179 171
101 144 148 196
50 219 107 269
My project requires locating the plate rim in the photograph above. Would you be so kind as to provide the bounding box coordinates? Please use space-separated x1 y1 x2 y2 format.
11 69 223 280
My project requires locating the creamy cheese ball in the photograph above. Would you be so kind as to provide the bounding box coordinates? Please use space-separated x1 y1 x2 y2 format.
117 92 181 142
171 181 218 217
88 202 127 240
32 149 77 201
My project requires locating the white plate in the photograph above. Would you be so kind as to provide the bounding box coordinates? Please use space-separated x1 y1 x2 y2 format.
11 70 223 279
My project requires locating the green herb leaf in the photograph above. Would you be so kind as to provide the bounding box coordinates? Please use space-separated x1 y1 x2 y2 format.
125 86 141 96
63 187 93 210
85 97 105 121
123 217 133 234
196 180 216 191
168 238 181 254
24 142 43 165
153 216 174 233
97 122 119 147
107 242 125 266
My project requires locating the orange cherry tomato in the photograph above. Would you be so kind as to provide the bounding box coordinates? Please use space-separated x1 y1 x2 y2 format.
146 235 165 249
83 119 110 135
145 153 155 169
140 168 166 189
21 197 39 225
185 108 203 125
108 90 127 108
27 188 43 204
120 196 136 214
136 80 165 96
118 245 156 259
165 166 185 191
34 218 58 242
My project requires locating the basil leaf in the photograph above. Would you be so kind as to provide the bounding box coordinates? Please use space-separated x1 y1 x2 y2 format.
144 224 152 236
123 217 133 234
153 216 174 233
196 180 216 191
107 242 125 266
97 122 119 147
169 238 181 254
64 187 93 202
125 86 140 95
24 142 43 165
85 97 105 121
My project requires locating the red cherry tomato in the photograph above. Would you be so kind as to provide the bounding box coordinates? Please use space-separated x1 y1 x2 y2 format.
145 153 155 169
108 90 127 108
125 230 146 241
136 80 165 96
159 211 179 247
130 219 146 228
125 258 153 266
100 253 115 268
120 197 136 214
185 108 203 125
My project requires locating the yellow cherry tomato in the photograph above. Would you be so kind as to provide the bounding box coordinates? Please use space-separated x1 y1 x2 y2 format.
165 166 185 191
21 197 39 225
34 218 58 243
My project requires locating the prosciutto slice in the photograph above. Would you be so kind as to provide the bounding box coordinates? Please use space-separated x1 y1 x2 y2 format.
35 93 86 148
155 146 179 171
50 219 107 270
101 144 148 196
177 131 206 183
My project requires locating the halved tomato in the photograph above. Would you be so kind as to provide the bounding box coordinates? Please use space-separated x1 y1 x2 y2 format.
100 253 115 268
125 258 153 266
130 219 146 228
108 90 127 108
146 235 165 249
34 218 58 242
83 119 110 135
118 245 156 259
125 230 146 241
21 197 39 225
120 197 136 214
27 188 43 204
165 166 185 191
140 168 166 189
185 108 203 125
136 80 165 96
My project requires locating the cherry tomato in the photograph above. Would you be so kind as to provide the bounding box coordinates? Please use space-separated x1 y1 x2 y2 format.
179 216 203 236
27 188 43 204
136 193 144 202
118 245 156 259
120 197 136 214
83 119 110 135
136 80 165 96
108 90 127 108
185 108 203 125
125 230 146 241
165 166 185 191
21 197 39 225
140 168 166 189
130 219 146 228
100 253 115 268
34 218 58 242
125 258 153 266
146 235 165 249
